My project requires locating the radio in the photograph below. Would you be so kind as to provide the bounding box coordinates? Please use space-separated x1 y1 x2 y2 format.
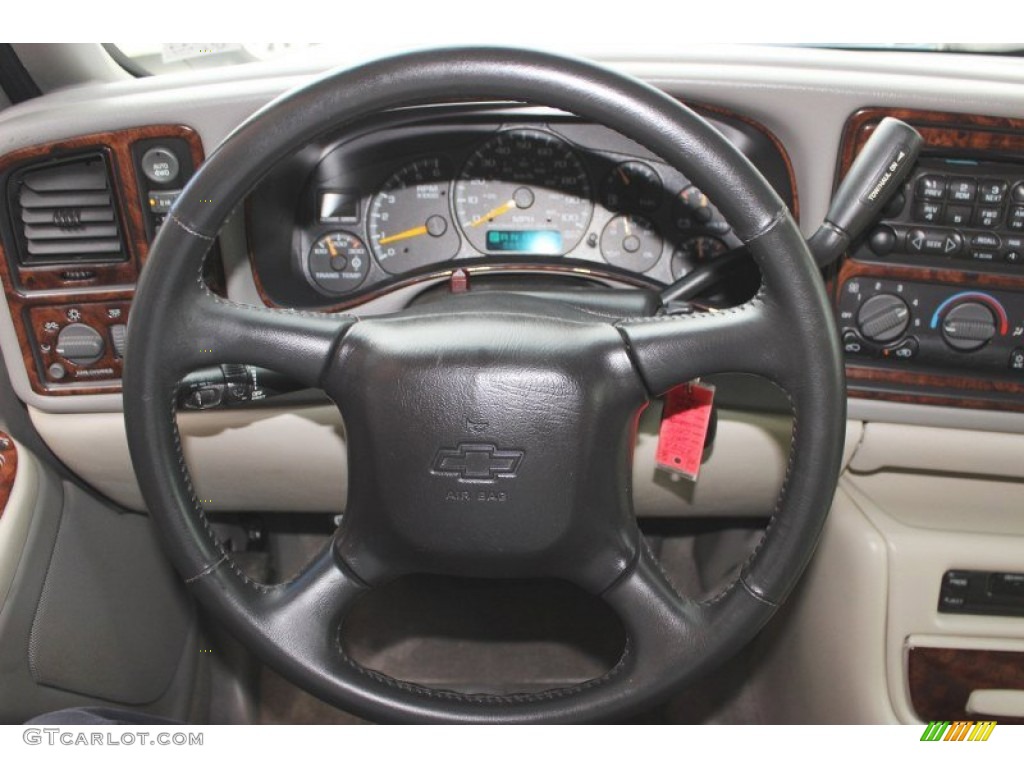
854 157 1024 275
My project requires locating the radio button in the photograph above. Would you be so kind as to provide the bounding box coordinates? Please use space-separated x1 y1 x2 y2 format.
907 229 962 255
915 201 942 224
947 178 976 203
975 207 1002 228
944 204 971 226
979 180 1008 205
972 233 1002 249
868 226 896 256
917 175 946 200
1008 206 1024 231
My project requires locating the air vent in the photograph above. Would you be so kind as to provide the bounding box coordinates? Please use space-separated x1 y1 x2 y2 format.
10 153 127 265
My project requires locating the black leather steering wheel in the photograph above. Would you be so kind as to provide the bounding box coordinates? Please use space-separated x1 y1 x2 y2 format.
123 48 845 724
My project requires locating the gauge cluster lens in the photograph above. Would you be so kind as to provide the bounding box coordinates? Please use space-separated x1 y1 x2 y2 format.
454 129 593 256
369 157 460 275
306 232 370 294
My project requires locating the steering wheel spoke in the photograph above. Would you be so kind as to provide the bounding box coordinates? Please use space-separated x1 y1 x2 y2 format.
618 298 788 395
255 544 366 645
171 289 354 389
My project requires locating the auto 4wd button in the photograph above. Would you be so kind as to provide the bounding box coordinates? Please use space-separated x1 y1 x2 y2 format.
907 228 962 255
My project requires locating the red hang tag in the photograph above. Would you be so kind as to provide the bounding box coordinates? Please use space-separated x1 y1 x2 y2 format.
655 381 715 481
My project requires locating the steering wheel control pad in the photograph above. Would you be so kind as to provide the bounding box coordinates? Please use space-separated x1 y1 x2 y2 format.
326 294 647 591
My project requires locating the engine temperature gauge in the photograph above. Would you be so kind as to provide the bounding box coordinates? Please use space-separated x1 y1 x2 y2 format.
306 231 370 295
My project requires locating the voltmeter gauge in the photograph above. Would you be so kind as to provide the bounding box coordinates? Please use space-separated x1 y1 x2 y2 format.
671 235 728 280
306 231 370 295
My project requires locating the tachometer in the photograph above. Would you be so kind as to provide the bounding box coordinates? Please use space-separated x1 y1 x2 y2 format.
368 157 460 275
454 129 593 256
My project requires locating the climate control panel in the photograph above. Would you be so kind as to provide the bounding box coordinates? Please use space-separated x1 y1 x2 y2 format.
838 277 1024 377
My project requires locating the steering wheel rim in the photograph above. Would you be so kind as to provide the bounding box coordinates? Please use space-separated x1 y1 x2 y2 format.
123 47 845 723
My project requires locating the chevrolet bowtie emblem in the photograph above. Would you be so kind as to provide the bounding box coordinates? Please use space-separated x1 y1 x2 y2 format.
431 443 524 483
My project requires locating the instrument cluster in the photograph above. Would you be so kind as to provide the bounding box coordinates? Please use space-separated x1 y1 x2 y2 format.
246 109 796 308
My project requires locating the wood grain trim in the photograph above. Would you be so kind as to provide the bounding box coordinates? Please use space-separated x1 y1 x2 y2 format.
908 646 1024 725
248 103 799 312
835 108 1024 412
0 434 17 519
839 108 1024 175
0 126 205 396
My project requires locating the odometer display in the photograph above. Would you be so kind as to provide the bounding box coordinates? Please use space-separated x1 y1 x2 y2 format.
485 230 562 254
454 129 593 256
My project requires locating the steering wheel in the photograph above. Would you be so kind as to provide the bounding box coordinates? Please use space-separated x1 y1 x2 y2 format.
123 48 844 723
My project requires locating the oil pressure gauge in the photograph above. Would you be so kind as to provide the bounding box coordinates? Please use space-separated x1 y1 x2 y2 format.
600 214 662 272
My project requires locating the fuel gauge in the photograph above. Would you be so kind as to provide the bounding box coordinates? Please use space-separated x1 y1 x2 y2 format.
602 161 663 213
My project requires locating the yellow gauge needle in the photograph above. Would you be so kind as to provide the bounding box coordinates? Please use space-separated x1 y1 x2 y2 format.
470 199 516 227
617 166 630 185
377 224 428 246
623 216 633 237
325 238 339 257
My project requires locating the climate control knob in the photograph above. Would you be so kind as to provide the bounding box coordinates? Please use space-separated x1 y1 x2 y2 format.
55 323 105 365
941 302 997 352
856 293 910 343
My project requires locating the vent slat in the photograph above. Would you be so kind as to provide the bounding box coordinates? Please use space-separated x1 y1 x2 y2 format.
22 159 108 192
24 223 119 240
12 153 127 265
19 188 111 208
27 239 123 256
21 208 113 224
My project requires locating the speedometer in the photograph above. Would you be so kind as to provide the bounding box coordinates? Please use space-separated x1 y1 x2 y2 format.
454 129 593 256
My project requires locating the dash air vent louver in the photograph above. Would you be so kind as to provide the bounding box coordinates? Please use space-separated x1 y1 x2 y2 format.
10 153 128 265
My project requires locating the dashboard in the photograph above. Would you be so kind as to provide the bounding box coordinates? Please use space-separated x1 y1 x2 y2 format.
0 45 1023 726
247 106 793 309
